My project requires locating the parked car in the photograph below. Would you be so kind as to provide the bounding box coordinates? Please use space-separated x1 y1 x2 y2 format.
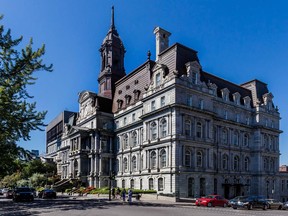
5 189 14 199
38 189 57 199
12 187 34 202
1 188 9 196
228 196 246 207
266 199 283 209
195 195 229 207
30 188 37 197
282 201 288 210
232 195 268 210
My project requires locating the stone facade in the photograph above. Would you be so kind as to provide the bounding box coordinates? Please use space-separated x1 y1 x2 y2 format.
46 8 285 200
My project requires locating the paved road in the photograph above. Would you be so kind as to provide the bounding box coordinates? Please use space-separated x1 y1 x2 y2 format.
0 195 287 216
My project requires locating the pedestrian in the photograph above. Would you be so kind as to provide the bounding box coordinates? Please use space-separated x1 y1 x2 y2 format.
128 189 133 204
121 188 126 202
111 187 115 199
116 187 121 199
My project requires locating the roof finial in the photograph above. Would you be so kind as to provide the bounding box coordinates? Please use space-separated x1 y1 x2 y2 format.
147 50 151 60
111 6 115 29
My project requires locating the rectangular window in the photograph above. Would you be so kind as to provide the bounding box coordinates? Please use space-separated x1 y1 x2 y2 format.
132 113 136 122
151 100 156 111
199 99 204 109
161 96 165 107
123 117 127 125
187 95 193 107
156 73 161 86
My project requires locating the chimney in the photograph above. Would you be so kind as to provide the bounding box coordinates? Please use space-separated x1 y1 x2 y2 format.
153 27 171 61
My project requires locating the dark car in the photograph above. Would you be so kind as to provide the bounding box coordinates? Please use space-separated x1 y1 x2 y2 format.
38 189 57 199
228 196 246 207
13 187 34 202
266 199 283 210
5 189 14 199
232 195 268 210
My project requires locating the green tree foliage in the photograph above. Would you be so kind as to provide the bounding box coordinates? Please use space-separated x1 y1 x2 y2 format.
0 172 21 188
29 173 46 188
0 15 52 177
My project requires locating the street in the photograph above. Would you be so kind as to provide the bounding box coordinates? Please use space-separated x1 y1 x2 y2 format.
0 195 287 216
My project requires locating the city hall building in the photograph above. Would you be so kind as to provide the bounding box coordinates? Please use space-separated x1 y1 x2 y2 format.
46 8 282 200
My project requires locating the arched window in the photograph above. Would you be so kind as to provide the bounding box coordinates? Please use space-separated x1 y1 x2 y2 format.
160 118 167 138
196 122 202 138
151 151 157 169
185 150 191 167
132 131 137 147
132 156 137 171
244 157 249 171
185 120 191 136
151 122 157 140
130 179 134 189
158 178 164 191
123 158 128 172
123 134 128 149
243 134 249 147
222 154 228 170
196 151 203 167
264 158 269 171
122 179 125 188
270 158 274 171
222 129 228 144
149 178 154 190
159 150 166 168
233 131 239 146
233 155 240 171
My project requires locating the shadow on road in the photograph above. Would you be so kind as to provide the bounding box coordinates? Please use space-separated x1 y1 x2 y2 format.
0 196 181 216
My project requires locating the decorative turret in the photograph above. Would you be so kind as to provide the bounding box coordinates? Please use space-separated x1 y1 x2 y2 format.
98 6 126 99
153 27 171 61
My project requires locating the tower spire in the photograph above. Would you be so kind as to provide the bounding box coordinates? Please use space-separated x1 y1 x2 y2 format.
111 6 115 29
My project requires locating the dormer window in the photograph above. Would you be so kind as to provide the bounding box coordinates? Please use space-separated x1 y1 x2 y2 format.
221 88 230 101
117 99 123 110
192 72 198 84
125 95 132 105
233 92 241 105
133 90 141 101
243 96 251 108
156 73 161 86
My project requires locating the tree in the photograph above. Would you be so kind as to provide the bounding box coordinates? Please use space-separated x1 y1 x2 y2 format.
0 15 53 177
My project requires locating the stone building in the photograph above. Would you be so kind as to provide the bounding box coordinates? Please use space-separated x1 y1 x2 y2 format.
46 7 282 199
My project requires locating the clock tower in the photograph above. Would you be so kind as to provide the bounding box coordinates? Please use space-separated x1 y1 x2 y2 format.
98 6 126 99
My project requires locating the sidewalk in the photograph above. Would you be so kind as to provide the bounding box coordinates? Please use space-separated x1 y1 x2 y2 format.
61 193 195 207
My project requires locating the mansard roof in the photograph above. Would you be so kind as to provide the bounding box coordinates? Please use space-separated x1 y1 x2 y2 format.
112 60 155 113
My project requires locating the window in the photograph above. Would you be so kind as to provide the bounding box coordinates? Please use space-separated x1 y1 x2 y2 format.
151 100 156 111
246 117 250 125
264 158 269 171
161 96 165 107
160 150 166 168
158 178 164 191
222 154 228 170
156 73 161 86
125 95 131 105
151 122 157 140
133 90 141 101
200 178 206 197
199 99 204 109
243 134 249 147
187 95 193 106
270 159 274 171
233 156 240 171
185 150 191 167
149 178 154 190
160 118 167 138
122 180 125 189
196 151 203 167
123 158 128 172
132 156 137 171
117 99 123 109
123 117 127 126
140 179 143 190
151 151 157 169
236 114 240 123
244 157 249 171
132 131 137 147
224 110 228 120
196 122 202 138
192 72 197 84
264 135 269 149
123 134 128 149
132 113 136 122
188 178 195 197
185 120 191 136
222 129 228 144
233 131 239 146
130 179 134 189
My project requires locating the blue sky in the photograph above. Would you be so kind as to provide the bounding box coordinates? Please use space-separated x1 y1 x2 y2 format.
2 0 288 164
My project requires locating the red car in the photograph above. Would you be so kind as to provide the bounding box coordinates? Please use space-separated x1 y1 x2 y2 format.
196 195 228 207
